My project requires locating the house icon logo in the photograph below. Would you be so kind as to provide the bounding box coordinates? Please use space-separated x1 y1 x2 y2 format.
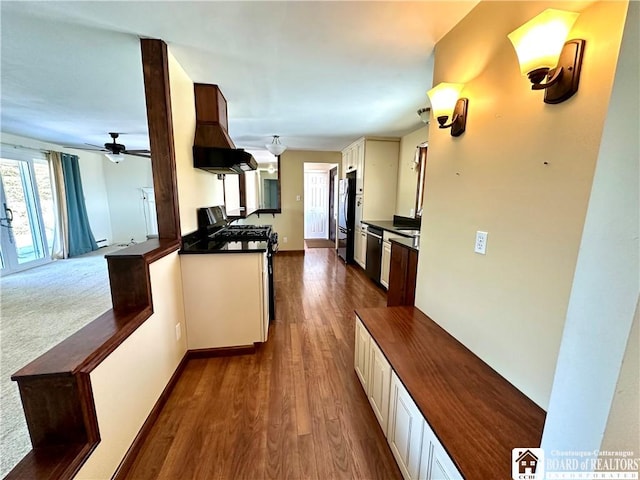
512 448 544 480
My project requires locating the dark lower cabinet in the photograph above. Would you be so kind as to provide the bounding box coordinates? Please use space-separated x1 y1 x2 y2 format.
387 242 418 307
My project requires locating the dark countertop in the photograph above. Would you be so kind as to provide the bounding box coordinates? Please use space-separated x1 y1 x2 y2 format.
389 236 419 252
356 306 545 480
362 220 421 238
180 231 268 254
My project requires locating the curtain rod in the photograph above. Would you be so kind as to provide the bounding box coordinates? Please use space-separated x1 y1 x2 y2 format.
0 142 51 155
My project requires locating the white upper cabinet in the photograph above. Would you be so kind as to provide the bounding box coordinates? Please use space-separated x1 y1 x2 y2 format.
354 140 365 194
342 137 399 220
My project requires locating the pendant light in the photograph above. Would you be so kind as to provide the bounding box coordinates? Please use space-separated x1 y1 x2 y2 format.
266 135 286 156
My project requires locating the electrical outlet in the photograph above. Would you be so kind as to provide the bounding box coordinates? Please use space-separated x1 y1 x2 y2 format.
175 323 182 341
283 236 288 243
475 231 488 254
296 195 301 201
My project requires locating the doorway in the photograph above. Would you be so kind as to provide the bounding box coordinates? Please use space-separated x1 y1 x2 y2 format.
303 162 338 248
328 167 337 242
0 153 54 275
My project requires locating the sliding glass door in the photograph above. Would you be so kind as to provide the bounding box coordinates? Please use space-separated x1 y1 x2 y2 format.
0 154 54 275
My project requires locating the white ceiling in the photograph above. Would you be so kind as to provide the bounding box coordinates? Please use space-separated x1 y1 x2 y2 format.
1 1 479 154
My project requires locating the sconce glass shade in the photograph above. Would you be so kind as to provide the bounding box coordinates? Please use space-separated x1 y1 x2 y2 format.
426 83 464 121
507 9 579 77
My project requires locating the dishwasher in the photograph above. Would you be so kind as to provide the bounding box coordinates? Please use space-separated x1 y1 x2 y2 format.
365 225 383 283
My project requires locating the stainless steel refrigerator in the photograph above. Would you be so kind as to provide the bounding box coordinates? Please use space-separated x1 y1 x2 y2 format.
337 171 356 263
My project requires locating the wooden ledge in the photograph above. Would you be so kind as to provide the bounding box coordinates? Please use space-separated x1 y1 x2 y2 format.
355 306 546 480
6 444 94 480
105 238 180 263
7 240 180 480
12 307 152 380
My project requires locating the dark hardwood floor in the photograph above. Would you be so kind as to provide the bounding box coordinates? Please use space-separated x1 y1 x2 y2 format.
122 249 402 480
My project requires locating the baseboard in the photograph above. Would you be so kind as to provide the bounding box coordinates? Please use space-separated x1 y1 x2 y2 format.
112 352 189 480
187 345 256 358
275 250 305 256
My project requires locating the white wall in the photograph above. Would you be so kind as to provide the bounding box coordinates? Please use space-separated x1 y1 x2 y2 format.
168 53 225 235
542 0 638 453
414 0 629 408
102 155 153 244
76 153 112 245
395 125 428 218
240 150 342 250
75 252 187 479
600 299 639 455
0 132 113 245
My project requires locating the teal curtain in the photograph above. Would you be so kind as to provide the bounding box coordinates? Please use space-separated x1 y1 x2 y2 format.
61 153 97 257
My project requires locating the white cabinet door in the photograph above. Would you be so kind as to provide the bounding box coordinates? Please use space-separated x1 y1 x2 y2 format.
354 228 367 269
355 140 365 194
354 315 371 391
429 434 463 480
381 240 392 289
355 194 363 231
418 423 433 480
354 227 362 265
368 339 392 436
388 371 424 480
419 420 463 480
343 146 356 173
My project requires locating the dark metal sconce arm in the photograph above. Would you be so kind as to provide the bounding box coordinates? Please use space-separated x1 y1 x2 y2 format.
530 66 564 90
437 114 458 129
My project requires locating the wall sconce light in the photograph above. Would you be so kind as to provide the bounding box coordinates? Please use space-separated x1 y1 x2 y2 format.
426 83 468 137
507 9 585 104
417 107 431 124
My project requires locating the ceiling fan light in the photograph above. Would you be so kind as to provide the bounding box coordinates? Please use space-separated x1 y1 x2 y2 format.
265 135 287 156
105 153 125 164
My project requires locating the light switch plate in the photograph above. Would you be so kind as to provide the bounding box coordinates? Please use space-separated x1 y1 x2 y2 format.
475 231 488 254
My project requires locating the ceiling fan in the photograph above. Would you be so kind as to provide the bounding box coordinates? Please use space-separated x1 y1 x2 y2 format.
68 132 151 163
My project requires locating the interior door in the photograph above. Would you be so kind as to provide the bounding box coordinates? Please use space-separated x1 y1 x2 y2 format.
0 156 53 275
304 171 329 239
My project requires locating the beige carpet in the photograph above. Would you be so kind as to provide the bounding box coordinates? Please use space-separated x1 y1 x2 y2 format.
305 239 336 249
0 246 121 477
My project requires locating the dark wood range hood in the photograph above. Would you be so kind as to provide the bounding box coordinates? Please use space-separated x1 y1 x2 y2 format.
193 83 257 174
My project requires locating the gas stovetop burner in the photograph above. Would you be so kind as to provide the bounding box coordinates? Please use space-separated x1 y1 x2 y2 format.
211 225 273 242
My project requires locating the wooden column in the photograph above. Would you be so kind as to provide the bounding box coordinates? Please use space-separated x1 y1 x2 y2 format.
140 39 181 240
